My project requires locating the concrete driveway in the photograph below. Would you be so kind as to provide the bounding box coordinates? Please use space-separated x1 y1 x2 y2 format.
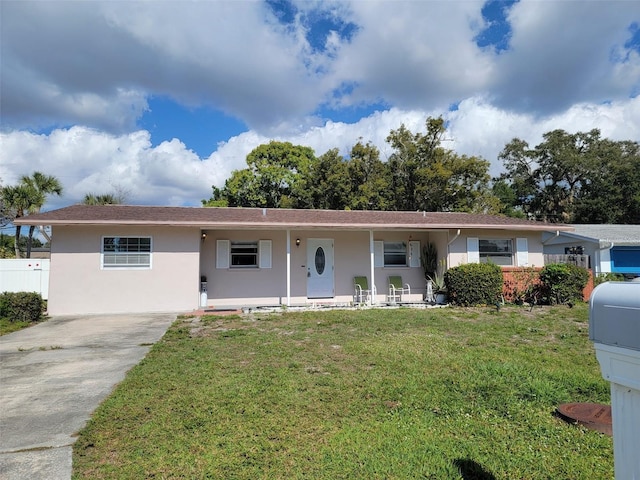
0 313 176 480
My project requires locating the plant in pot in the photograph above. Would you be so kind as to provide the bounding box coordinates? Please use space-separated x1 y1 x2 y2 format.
421 242 438 302
428 259 448 304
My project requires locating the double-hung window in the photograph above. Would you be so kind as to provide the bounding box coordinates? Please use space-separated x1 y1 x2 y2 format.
479 239 513 266
102 236 151 268
217 239 272 269
230 241 258 267
384 242 408 267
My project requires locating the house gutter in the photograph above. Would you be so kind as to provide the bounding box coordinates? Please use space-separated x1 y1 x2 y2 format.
596 241 615 275
446 229 461 268
447 229 461 247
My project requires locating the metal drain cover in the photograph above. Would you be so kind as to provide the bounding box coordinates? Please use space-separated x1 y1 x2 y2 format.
557 403 612 435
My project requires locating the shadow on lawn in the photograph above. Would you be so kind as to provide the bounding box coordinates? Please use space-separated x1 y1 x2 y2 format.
453 458 496 480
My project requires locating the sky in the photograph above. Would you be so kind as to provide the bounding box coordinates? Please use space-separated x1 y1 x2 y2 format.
1 0 639 211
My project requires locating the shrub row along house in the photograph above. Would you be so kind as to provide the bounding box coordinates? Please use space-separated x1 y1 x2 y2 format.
15 205 573 315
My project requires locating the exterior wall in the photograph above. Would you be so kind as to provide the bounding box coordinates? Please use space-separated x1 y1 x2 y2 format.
448 229 544 268
201 229 436 307
48 225 200 315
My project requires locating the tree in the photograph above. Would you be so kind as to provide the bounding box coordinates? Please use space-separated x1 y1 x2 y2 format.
82 193 124 205
497 129 640 223
386 117 497 212
347 140 391 210
20 172 63 258
302 148 351 210
0 184 35 258
204 141 316 208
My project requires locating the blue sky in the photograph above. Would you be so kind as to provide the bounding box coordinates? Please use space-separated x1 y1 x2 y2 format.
1 0 639 209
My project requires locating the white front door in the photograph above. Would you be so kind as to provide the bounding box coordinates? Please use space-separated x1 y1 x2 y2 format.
307 239 334 298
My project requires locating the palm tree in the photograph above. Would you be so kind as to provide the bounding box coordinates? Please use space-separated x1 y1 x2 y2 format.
82 193 122 205
0 184 34 258
20 172 63 258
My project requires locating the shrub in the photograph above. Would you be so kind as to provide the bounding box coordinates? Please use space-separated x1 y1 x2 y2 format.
538 263 589 305
445 263 503 306
0 292 45 323
594 272 624 286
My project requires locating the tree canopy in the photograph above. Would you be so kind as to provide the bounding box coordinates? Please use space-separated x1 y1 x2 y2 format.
204 118 499 214
0 172 63 258
496 129 640 223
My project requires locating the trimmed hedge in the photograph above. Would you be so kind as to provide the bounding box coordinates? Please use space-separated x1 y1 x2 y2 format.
445 263 503 306
0 292 45 323
538 263 589 305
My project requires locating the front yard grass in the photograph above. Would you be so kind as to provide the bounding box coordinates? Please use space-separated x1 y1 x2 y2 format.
73 304 612 479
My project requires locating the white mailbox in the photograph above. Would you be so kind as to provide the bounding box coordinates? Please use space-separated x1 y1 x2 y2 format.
589 282 640 480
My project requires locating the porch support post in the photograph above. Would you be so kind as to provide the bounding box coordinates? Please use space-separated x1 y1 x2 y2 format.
286 229 291 306
369 230 375 305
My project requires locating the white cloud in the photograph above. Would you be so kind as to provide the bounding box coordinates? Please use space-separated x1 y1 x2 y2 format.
0 127 215 209
4 96 637 211
1 1 638 212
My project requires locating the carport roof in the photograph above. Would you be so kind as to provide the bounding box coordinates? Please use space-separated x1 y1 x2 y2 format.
15 204 573 231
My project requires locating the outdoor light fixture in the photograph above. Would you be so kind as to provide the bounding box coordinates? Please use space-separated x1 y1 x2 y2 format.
296 238 301 247
201 232 207 241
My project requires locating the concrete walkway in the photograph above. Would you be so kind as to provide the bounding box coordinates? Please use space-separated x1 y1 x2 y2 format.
0 313 176 480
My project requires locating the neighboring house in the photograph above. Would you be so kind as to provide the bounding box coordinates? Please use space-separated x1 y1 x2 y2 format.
16 205 572 315
543 225 640 277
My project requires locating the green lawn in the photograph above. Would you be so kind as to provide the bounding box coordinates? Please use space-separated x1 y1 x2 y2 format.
73 305 613 479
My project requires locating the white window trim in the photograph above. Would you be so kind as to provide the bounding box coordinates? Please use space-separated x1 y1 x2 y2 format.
374 240 412 268
471 237 517 266
216 239 272 269
101 236 152 270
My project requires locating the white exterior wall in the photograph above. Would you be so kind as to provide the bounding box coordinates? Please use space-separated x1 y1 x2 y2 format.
448 229 544 268
48 225 200 315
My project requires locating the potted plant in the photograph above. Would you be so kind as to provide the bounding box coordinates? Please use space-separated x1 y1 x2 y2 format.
428 259 448 304
421 242 438 302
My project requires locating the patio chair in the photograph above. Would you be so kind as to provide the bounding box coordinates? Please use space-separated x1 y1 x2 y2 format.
388 276 411 303
354 276 374 304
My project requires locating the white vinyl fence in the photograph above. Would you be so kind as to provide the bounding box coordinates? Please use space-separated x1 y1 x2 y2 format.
0 259 50 299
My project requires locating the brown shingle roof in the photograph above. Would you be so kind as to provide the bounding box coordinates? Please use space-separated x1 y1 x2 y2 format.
15 204 573 231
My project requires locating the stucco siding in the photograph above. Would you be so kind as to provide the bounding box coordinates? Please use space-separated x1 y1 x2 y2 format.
448 230 544 268
48 225 200 315
201 229 434 307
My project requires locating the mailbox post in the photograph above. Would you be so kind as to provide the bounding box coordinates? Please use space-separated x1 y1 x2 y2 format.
589 282 640 479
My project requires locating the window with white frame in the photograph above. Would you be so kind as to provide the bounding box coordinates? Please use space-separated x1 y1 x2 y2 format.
479 239 513 265
216 239 272 269
102 236 151 268
230 241 258 267
384 241 407 266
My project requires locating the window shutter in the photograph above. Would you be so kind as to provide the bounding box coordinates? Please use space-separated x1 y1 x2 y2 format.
516 238 528 267
259 240 272 269
467 237 479 263
374 241 384 267
216 240 229 269
409 241 421 268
